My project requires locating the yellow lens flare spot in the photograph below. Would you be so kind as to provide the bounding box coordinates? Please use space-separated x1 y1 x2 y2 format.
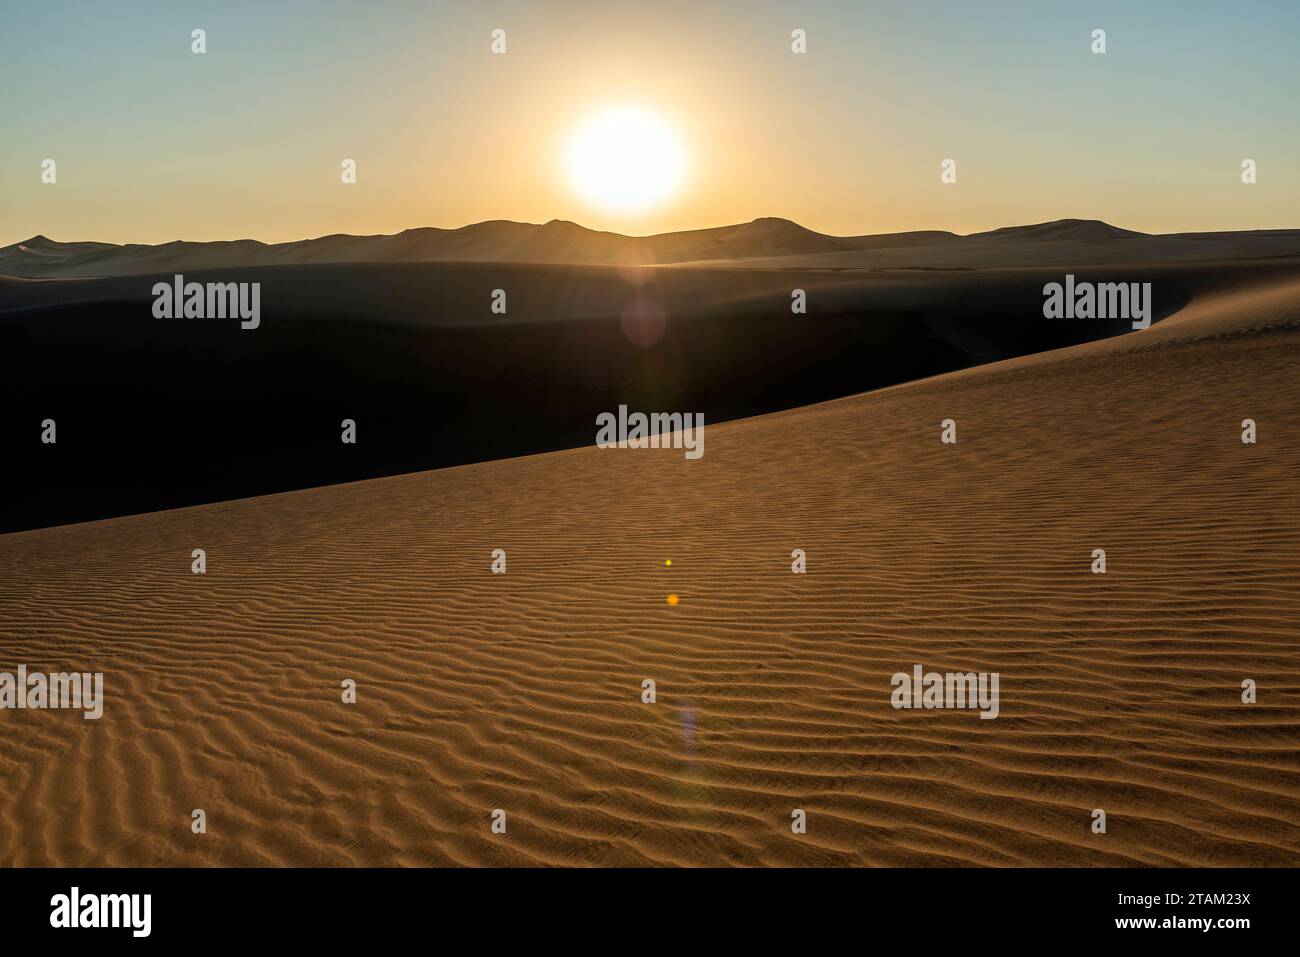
666 594 680 606
664 559 672 567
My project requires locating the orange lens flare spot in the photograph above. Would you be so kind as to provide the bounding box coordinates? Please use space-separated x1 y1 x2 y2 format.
666 594 680 606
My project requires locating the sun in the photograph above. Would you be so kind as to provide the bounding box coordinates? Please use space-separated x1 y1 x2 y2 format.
566 107 686 214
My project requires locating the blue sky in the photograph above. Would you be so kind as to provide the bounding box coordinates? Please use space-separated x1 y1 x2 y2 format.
3 0 1297 243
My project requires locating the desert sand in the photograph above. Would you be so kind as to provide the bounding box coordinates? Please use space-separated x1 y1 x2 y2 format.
1 270 1298 866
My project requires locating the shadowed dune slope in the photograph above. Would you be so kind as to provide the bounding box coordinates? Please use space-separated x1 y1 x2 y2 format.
9 258 1236 533
1 280 1299 866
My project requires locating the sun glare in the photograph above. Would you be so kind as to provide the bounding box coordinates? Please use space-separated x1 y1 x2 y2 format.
566 108 686 214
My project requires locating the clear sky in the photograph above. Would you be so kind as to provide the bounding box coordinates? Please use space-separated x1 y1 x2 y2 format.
3 0 1297 245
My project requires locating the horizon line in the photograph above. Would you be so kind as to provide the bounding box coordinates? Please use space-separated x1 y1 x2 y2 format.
11 216 1300 251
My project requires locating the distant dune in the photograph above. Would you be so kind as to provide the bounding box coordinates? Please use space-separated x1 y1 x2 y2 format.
5 214 1300 532
4 218 1300 278
2 271 1297 866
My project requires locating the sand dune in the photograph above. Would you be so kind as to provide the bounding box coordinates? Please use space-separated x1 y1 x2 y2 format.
6 217 1300 279
2 218 867 278
2 273 1298 867
9 256 1219 532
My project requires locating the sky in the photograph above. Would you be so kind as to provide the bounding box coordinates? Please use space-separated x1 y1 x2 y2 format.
2 0 1298 245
